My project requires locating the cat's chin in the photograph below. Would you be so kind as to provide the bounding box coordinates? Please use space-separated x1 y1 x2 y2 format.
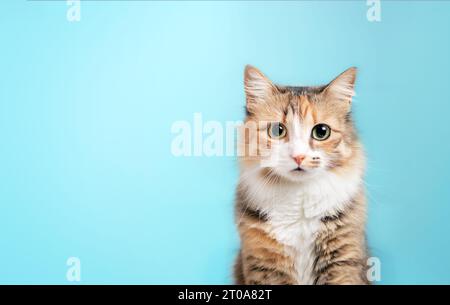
271 168 316 183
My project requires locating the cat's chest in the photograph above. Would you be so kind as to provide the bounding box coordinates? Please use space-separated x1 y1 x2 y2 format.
267 191 322 285
248 179 351 284
241 171 360 284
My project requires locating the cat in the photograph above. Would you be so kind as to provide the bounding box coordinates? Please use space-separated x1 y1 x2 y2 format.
234 65 369 285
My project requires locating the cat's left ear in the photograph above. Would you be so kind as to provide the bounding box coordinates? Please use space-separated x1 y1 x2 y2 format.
323 67 357 108
244 65 278 110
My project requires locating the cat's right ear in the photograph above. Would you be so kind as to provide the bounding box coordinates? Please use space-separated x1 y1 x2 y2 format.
244 65 278 111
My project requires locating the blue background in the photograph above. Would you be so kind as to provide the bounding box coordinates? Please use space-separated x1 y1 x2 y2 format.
1 1 450 284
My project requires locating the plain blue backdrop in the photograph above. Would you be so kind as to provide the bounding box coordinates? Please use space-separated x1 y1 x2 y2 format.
1 1 450 284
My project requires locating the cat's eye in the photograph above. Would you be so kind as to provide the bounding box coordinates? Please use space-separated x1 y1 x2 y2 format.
311 124 331 141
268 122 287 139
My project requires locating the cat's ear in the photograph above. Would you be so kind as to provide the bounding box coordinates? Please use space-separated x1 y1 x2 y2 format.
323 67 357 106
244 65 278 108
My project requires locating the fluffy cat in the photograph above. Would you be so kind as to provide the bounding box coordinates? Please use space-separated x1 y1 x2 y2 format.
234 65 369 285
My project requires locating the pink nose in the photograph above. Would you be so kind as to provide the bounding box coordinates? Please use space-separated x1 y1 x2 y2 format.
292 155 305 166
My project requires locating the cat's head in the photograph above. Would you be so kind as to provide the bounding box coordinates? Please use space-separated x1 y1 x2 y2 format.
239 65 363 183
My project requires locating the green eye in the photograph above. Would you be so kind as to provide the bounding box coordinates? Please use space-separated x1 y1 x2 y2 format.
311 124 331 141
268 122 287 139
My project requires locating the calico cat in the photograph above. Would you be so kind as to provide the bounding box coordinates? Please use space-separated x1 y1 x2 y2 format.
234 65 369 285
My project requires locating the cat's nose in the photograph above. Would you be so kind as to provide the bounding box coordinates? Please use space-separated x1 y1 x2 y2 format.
292 155 306 166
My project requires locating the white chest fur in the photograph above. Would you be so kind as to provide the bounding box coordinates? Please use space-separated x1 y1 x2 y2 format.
240 169 361 284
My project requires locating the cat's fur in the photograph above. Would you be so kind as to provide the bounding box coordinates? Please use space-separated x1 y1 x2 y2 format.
234 65 369 285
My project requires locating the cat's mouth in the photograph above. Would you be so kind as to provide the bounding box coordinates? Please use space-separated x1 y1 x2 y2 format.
292 167 304 172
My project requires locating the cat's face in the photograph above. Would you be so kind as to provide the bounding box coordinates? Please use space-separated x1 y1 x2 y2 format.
240 65 360 183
